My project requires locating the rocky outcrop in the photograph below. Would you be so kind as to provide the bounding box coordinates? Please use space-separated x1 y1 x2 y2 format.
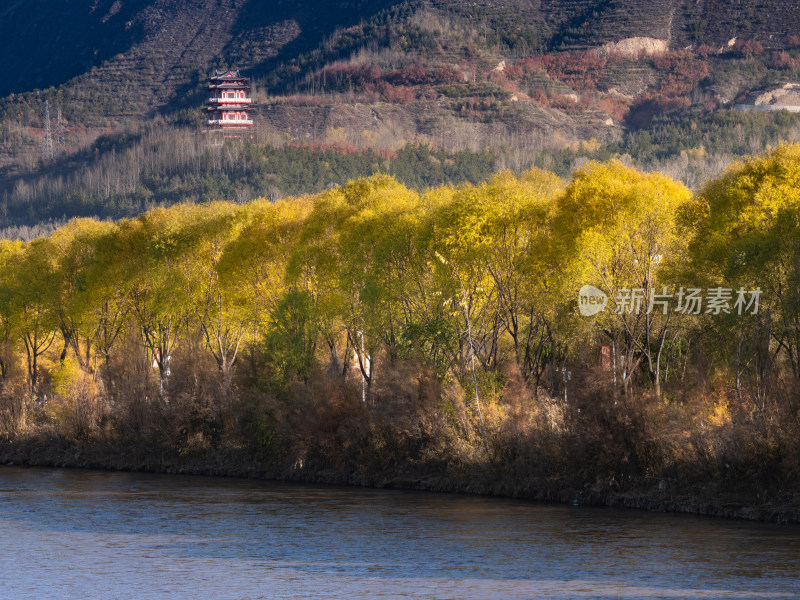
600 37 669 57
736 83 800 112
747 83 800 107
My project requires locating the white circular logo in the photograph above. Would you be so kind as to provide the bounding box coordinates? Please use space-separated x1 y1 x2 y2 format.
578 285 609 316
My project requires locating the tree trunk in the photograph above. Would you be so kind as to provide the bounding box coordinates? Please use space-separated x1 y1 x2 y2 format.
326 337 340 376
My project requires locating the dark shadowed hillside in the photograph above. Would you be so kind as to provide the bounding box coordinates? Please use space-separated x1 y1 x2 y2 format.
0 0 151 97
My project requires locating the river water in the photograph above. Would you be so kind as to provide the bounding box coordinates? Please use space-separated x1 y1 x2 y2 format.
1 467 799 599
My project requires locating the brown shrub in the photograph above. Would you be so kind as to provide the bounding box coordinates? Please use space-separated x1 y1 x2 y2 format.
0 380 30 439
105 328 160 440
47 375 106 442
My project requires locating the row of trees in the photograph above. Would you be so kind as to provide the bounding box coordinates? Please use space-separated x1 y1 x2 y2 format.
2 125 497 229
1 145 799 416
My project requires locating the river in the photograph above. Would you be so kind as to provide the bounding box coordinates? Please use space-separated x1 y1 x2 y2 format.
1 466 799 599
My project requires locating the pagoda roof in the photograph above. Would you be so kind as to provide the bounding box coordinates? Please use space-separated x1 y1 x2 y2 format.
209 83 251 89
212 69 247 80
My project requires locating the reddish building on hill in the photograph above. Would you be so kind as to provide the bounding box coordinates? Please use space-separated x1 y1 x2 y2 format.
205 69 253 133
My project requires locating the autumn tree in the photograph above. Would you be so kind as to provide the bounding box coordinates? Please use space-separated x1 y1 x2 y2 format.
112 210 191 396
49 218 117 372
0 239 24 381
552 160 692 397
168 202 245 391
219 197 312 386
686 144 800 405
2 238 60 391
288 176 423 394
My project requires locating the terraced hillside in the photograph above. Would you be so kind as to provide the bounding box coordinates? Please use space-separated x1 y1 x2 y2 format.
5 0 800 117
693 0 800 49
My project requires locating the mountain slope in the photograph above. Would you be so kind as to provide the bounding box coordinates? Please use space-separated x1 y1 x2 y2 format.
4 0 800 231
6 0 800 106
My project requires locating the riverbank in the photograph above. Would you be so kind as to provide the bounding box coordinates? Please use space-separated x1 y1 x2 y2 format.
3 350 799 526
3 429 799 524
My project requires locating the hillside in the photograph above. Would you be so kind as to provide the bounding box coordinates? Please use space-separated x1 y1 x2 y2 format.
9 0 796 92
4 0 800 230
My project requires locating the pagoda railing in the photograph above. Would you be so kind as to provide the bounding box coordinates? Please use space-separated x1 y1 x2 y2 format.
206 119 254 126
205 97 252 104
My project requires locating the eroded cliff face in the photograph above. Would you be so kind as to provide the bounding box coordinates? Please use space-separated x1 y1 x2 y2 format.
600 38 669 58
744 83 800 107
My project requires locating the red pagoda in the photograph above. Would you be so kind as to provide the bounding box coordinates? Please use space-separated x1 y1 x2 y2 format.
205 70 253 133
